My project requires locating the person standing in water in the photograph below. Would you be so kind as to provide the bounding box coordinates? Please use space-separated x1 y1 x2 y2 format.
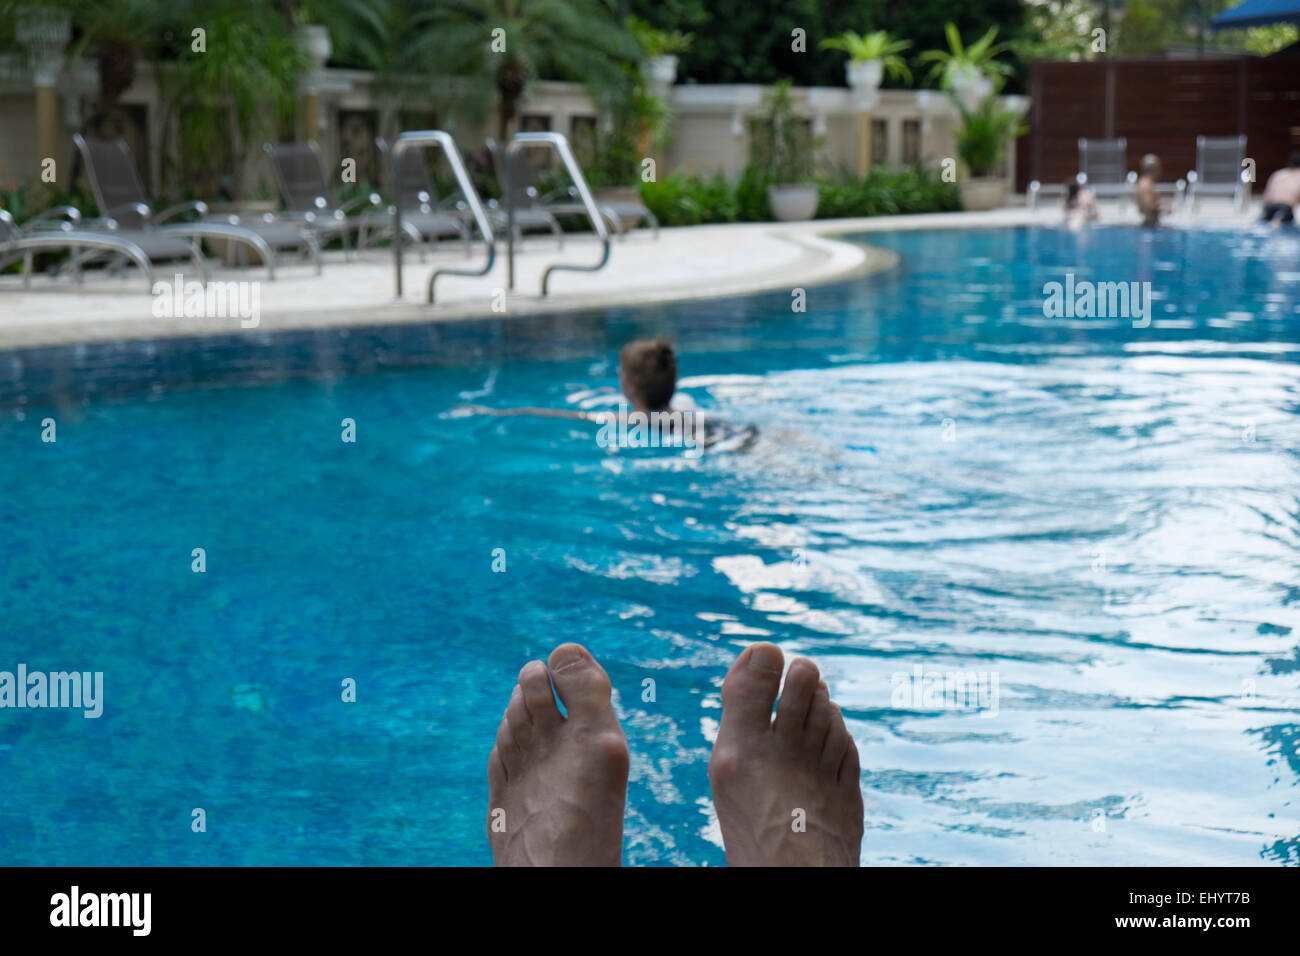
1134 154 1165 228
1259 149 1300 228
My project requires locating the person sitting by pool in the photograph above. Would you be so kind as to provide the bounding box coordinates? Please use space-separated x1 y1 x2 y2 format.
1259 150 1300 229
486 641 864 866
461 337 755 452
1134 154 1165 228
1062 180 1099 231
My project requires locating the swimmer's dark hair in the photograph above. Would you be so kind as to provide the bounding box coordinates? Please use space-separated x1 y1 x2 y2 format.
1290 149 1300 168
619 338 677 411
1066 181 1080 206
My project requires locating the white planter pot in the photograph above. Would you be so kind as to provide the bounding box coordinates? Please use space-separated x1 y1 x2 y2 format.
846 59 883 109
295 24 332 68
960 177 1006 212
767 183 819 222
641 54 678 89
952 67 993 112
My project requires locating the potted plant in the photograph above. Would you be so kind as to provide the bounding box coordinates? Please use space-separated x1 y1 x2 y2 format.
918 24 1012 113
920 23 1020 210
628 17 692 94
820 29 912 108
752 80 820 221
953 95 1026 210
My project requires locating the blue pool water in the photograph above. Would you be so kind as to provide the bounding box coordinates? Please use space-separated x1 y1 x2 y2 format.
1 225 1298 866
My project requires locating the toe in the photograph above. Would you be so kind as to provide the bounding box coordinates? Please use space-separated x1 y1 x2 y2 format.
505 684 534 746
488 745 507 789
803 681 833 753
518 660 560 731
820 703 851 774
547 643 615 724
774 657 820 742
495 711 519 774
718 642 783 737
837 727 861 787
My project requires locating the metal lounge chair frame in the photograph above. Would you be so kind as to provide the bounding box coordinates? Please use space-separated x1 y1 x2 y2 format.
1077 137 1132 200
1185 135 1249 211
263 140 381 257
0 206 155 290
74 133 318 279
484 137 567 248
359 137 473 259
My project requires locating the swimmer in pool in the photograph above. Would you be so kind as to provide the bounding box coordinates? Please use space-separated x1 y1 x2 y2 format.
487 641 863 866
462 338 756 452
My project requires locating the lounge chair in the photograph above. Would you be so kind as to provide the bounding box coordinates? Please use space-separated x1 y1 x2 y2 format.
263 140 381 256
1185 135 1248 211
1077 137 1131 202
357 137 473 259
551 184 658 240
73 134 317 279
484 137 566 247
0 206 155 290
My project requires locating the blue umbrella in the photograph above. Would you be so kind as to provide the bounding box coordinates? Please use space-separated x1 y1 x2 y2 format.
1211 0 1300 30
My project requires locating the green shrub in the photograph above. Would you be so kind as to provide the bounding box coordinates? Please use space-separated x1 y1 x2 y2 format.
639 164 958 225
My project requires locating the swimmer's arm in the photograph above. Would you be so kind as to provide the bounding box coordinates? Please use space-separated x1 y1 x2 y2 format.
459 404 613 423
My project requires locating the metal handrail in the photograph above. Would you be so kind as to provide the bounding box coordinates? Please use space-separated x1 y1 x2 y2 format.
390 131 495 303
505 132 610 295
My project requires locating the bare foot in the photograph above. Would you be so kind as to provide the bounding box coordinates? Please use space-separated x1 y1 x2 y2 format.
486 643 629 866
708 643 863 866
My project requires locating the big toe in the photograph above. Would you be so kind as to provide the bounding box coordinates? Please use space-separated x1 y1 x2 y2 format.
548 643 615 724
718 642 784 737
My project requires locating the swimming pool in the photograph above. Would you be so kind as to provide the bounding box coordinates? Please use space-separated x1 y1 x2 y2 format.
1 224 1297 866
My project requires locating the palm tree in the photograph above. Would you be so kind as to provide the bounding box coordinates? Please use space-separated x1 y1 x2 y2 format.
918 23 1013 95
820 29 912 84
414 0 641 141
64 0 171 133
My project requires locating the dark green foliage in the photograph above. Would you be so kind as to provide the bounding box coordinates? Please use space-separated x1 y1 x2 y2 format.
638 164 958 226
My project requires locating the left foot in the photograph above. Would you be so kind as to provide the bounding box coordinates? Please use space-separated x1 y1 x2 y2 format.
486 643 629 866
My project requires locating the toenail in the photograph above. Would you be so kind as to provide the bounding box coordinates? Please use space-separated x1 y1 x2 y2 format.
746 643 783 674
549 643 589 672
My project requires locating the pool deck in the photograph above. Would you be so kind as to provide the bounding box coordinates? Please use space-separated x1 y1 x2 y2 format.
0 201 1259 350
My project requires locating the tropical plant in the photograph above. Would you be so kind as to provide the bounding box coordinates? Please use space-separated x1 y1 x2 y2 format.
627 15 692 57
918 23 1013 93
414 0 641 141
64 0 170 132
750 79 817 185
820 29 912 84
953 95 1026 178
163 10 303 201
586 69 671 187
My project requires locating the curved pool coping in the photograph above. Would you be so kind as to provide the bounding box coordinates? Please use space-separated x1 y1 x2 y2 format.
0 208 1086 352
0 200 1259 356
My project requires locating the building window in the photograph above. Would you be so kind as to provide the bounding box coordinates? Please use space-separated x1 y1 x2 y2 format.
871 118 888 165
903 119 922 166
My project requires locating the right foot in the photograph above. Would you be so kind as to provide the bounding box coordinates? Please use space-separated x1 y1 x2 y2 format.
486 643 629 866
708 643 864 866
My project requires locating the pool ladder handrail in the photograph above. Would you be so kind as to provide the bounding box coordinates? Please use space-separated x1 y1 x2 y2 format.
505 132 610 296
390 130 496 304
